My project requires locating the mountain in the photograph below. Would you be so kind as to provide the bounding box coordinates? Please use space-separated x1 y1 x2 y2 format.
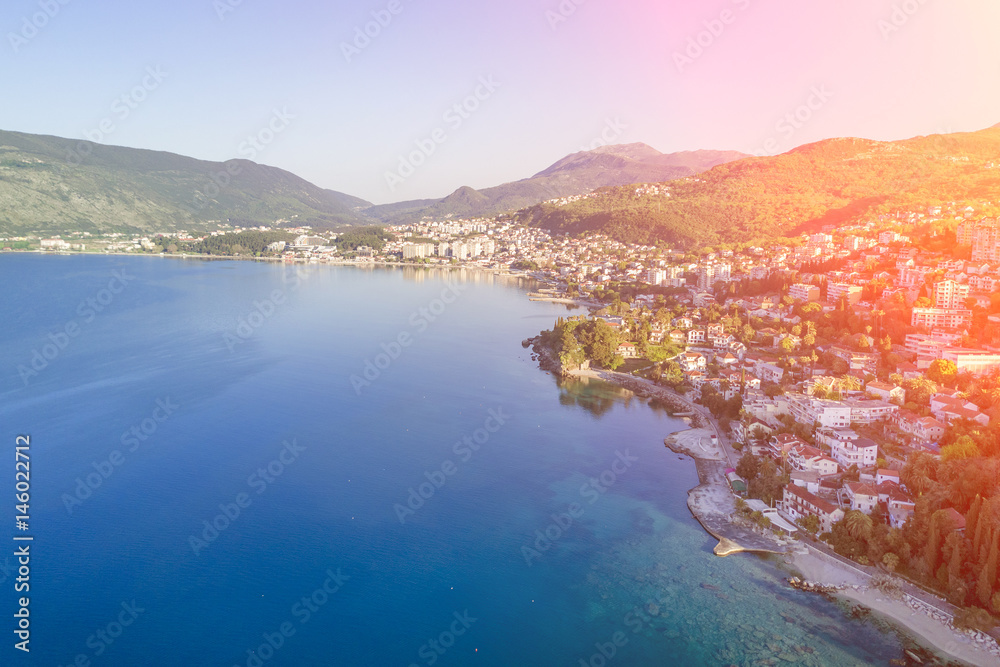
518 125 1000 248
0 130 371 234
363 144 749 223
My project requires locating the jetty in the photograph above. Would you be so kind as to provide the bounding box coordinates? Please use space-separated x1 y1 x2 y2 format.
664 428 789 556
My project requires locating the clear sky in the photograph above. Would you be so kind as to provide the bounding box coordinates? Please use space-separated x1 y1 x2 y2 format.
2 0 999 204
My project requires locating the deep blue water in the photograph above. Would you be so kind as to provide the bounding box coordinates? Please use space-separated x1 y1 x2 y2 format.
0 254 919 665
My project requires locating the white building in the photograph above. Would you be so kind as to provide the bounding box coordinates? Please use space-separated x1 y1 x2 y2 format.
911 308 973 330
827 282 863 305
932 279 970 309
788 394 852 429
830 435 878 469
789 283 820 303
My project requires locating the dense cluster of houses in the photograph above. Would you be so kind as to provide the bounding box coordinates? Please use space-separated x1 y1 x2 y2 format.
730 429 917 535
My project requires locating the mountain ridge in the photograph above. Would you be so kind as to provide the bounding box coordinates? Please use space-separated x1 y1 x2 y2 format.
518 124 1000 248
363 144 749 223
0 129 371 234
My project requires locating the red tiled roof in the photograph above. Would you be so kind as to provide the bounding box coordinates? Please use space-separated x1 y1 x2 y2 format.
845 482 878 498
940 507 967 531
785 483 839 515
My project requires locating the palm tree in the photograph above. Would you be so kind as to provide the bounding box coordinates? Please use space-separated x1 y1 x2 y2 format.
845 510 873 541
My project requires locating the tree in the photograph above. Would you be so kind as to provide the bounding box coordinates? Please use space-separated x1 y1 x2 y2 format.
927 359 959 387
845 510 873 541
736 453 760 481
779 337 796 355
660 361 684 387
977 532 999 606
925 511 943 577
941 436 982 462
882 552 900 572
795 515 819 535
646 346 668 363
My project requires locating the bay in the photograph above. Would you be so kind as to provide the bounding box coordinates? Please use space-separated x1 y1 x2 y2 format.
0 254 915 665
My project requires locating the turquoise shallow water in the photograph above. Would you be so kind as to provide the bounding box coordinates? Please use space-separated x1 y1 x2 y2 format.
0 255 919 665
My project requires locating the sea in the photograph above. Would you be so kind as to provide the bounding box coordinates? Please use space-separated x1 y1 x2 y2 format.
0 254 930 665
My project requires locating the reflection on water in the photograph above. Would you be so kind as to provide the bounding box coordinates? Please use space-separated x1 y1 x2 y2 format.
555 374 684 420
556 374 636 418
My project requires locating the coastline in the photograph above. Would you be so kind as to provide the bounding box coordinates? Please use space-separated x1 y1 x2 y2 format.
529 338 1000 666
785 549 1000 667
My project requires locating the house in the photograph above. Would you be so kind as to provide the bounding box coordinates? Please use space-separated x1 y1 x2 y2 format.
790 470 821 494
940 507 967 533
866 382 905 404
617 342 639 359
875 469 900 486
756 362 785 384
845 398 899 425
712 334 736 349
913 417 947 444
768 434 808 461
877 481 914 512
787 444 839 477
781 484 845 533
718 352 738 366
679 352 707 372
687 329 707 345
930 392 990 425
668 330 686 345
830 435 879 469
839 482 879 513
674 317 693 329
